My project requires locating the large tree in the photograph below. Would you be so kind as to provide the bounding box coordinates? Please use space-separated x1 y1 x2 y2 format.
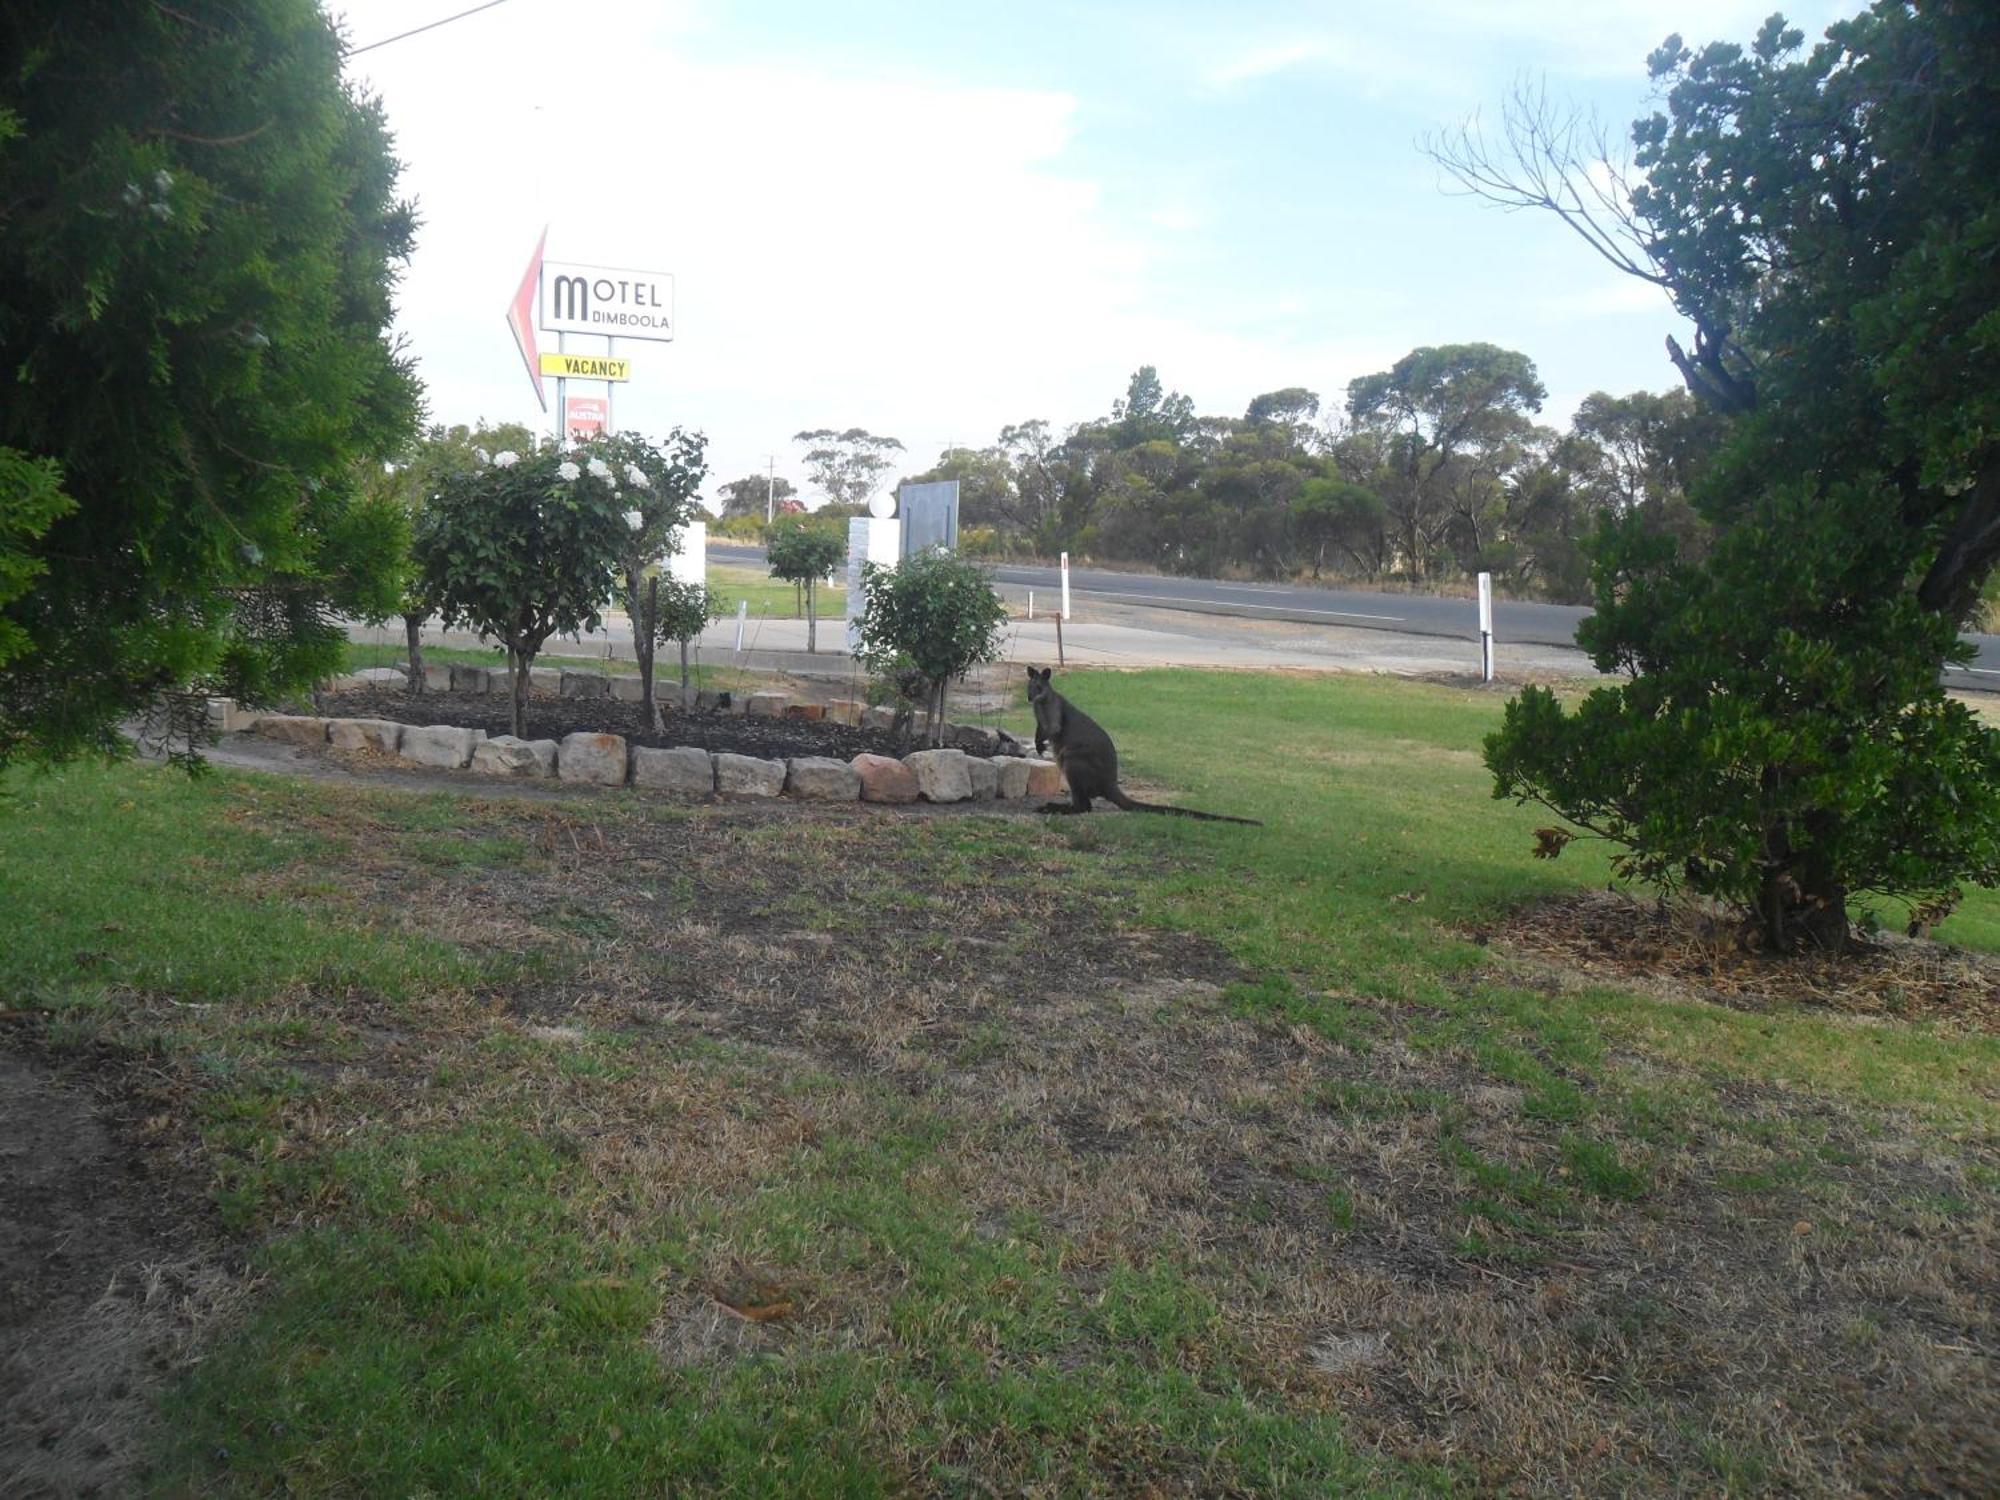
1345 344 1546 582
792 428 903 511
715 472 794 520
0 0 420 768
1434 3 2000 949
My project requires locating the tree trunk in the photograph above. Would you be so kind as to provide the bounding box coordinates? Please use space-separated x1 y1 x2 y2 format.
404 613 426 695
639 574 662 732
509 647 528 739
933 677 949 747
805 577 817 653
679 638 691 708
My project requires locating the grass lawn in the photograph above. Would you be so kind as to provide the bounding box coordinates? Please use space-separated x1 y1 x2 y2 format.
1 670 1993 1495
709 560 845 622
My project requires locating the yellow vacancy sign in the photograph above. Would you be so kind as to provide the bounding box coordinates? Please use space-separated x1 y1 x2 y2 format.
539 353 631 381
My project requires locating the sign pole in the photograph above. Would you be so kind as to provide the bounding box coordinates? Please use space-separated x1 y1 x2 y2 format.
1477 571 1494 683
556 330 567 443
605 335 616 434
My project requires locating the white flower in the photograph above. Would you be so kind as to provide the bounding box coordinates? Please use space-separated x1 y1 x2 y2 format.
153 170 174 195
492 450 520 468
473 448 490 466
624 463 651 489
587 457 613 481
121 182 143 207
556 460 581 482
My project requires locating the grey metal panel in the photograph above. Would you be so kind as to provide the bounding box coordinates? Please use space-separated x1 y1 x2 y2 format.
898 481 960 559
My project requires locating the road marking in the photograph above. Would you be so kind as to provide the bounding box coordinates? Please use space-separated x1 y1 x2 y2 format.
1958 666 2000 675
1075 587 1404 623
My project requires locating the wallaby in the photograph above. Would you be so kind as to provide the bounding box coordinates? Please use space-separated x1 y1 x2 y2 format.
1025 667 1260 825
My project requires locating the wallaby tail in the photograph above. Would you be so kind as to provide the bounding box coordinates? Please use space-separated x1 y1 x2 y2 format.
1108 788 1262 826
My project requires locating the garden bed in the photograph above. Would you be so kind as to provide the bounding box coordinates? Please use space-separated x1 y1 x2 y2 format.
315 686 1010 762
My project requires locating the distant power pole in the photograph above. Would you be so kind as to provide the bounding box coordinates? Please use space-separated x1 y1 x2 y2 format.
765 454 775 524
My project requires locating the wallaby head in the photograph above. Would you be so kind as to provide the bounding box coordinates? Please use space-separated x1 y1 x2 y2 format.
1025 665 1053 707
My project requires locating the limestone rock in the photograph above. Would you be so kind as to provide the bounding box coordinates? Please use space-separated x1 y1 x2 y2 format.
205 697 259 733
851 753 919 804
631 746 714 796
420 663 453 694
714 752 785 797
560 670 610 700
472 734 558 777
904 748 974 803
610 674 644 703
450 663 492 695
326 718 403 754
696 690 729 712
825 698 864 725
353 666 407 686
965 755 1000 801
399 724 481 769
783 702 825 722
745 691 789 719
997 758 1035 800
558 731 628 785
1024 758 1065 798
860 705 897 732
255 715 327 747
527 666 562 698
785 756 860 801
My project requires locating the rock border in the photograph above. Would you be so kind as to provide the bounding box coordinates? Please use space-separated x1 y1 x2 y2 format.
220 678 1062 807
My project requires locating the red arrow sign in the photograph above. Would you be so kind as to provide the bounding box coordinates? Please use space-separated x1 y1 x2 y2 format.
506 227 546 409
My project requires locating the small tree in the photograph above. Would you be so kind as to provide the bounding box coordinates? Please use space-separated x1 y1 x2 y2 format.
766 518 845 653
654 579 723 709
414 443 627 738
583 429 707 729
854 549 1008 747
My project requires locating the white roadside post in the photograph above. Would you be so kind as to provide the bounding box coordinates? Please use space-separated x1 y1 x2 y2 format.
1478 571 1495 684
733 599 748 653
1056 548 1072 668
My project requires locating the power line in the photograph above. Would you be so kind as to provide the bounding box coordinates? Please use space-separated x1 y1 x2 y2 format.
349 0 515 56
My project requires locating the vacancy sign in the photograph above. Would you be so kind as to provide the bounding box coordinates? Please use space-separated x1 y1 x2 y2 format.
540 261 674 342
540 352 631 381
566 396 608 438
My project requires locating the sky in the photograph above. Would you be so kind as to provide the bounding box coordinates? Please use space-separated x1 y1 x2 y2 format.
332 0 1854 512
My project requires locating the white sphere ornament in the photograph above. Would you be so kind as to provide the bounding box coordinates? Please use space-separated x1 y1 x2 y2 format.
869 492 896 520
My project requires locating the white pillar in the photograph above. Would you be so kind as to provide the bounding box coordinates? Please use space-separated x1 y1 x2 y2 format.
1477 571 1494 683
846 517 900 652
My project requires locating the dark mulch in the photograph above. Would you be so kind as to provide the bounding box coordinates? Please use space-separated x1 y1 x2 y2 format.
1483 888 2000 1034
315 686 1012 761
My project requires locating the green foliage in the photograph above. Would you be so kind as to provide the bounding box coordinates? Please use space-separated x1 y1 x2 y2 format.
0 0 421 767
414 440 628 734
0 449 74 672
1489 490 2000 948
653 579 722 646
764 517 846 587
854 549 1006 745
1479 3 2000 949
766 514 847 652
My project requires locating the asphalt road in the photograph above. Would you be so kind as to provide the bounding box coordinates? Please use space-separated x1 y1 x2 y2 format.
710 543 2000 691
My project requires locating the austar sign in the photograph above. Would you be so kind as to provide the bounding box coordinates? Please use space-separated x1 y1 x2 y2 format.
540 260 675 342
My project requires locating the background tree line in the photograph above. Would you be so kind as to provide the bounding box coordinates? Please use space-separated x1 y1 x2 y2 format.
868 354 1717 602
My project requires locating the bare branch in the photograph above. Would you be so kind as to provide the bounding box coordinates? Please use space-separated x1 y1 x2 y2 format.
1420 75 1669 288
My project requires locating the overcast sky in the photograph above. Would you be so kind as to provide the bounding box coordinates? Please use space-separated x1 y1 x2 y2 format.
333 0 1851 511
